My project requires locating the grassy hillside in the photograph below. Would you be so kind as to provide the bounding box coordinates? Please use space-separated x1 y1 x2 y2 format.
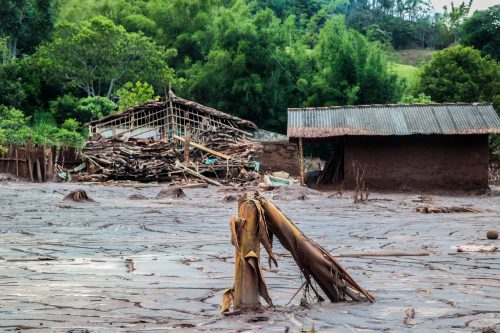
391 49 436 90
392 63 418 87
397 49 436 67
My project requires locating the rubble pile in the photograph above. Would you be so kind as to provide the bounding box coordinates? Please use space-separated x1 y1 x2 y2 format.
72 133 263 185
76 137 177 182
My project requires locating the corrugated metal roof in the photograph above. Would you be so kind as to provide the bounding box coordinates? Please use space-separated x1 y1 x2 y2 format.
287 103 500 138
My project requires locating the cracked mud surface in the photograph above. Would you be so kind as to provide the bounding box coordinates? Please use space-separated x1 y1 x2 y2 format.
0 182 499 332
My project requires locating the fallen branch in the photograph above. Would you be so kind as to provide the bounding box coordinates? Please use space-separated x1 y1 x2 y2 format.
336 251 430 258
416 206 481 213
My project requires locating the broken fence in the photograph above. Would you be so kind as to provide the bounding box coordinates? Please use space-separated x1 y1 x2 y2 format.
0 141 80 182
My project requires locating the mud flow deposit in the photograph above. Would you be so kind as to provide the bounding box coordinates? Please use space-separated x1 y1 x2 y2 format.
0 182 499 332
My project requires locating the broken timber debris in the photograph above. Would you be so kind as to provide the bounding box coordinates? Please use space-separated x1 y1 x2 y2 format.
222 192 374 314
416 205 481 213
72 130 262 185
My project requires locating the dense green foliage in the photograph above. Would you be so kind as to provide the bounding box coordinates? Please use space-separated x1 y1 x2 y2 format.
116 82 158 111
36 16 174 98
415 46 499 103
0 0 56 59
0 0 498 150
461 6 500 60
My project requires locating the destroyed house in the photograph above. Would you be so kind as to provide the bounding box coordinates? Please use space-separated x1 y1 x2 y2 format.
288 103 500 190
86 91 299 175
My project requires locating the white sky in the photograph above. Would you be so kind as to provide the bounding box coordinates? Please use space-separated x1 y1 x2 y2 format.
431 0 500 13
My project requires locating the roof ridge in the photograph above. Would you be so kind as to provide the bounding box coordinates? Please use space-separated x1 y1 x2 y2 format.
287 102 493 111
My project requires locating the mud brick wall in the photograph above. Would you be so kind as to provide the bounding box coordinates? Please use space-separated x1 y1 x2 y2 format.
256 141 299 176
343 134 489 191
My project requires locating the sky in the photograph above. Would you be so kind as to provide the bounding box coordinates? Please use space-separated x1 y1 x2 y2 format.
431 0 500 13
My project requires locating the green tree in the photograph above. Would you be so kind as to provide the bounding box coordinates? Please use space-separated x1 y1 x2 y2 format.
0 105 31 143
76 96 117 121
50 95 117 125
36 16 174 98
54 119 85 147
416 45 499 103
443 0 472 43
116 81 159 111
399 93 433 103
461 5 500 60
184 1 298 130
0 0 56 59
302 16 401 106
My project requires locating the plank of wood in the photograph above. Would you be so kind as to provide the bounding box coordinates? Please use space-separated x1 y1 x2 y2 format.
184 124 191 164
176 162 221 186
173 135 232 160
15 147 19 176
36 159 42 182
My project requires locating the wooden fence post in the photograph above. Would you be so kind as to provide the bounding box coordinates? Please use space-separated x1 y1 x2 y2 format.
299 138 304 186
27 139 34 182
184 123 191 164
15 145 19 176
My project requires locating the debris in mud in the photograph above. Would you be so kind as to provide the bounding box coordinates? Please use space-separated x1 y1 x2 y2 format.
222 192 374 314
128 194 148 200
73 129 262 185
125 258 135 272
246 316 269 323
223 194 241 203
486 230 498 240
270 187 313 201
457 245 498 253
63 189 94 202
155 186 186 199
285 325 316 333
404 307 417 326
416 205 480 213
412 195 433 203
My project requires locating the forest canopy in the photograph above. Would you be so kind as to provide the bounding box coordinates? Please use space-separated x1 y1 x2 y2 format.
0 0 499 148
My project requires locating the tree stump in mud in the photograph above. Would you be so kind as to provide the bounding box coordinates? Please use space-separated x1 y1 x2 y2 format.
222 192 374 314
222 200 273 314
64 189 94 202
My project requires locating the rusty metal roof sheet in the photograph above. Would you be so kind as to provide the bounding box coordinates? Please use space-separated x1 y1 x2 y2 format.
287 103 500 138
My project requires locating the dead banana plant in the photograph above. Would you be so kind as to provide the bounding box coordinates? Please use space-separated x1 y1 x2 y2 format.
222 192 374 314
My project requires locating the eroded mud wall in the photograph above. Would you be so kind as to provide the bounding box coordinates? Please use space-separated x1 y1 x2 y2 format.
343 134 489 191
256 141 299 176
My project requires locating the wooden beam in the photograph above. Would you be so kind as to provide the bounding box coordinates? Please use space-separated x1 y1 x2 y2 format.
173 135 232 160
184 123 191 164
299 138 304 186
176 162 222 186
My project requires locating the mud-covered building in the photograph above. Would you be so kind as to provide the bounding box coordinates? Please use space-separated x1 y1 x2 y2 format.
86 91 299 175
288 103 500 190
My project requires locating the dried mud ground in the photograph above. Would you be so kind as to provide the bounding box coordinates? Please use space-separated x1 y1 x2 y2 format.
0 181 499 333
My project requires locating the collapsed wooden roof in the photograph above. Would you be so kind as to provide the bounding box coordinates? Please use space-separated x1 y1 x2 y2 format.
288 103 500 139
87 90 257 130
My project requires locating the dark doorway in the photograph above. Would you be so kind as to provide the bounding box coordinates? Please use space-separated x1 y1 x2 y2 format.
317 137 344 185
